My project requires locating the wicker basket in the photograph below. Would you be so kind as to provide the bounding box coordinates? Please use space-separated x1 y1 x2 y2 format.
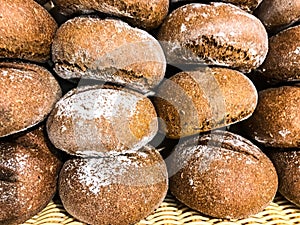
22 194 300 225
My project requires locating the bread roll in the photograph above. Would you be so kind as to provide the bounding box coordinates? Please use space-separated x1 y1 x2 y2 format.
47 85 158 156
52 17 166 93
256 25 300 83
240 86 300 148
59 147 168 225
0 62 62 138
0 0 57 62
268 149 300 207
169 130 278 219
255 0 300 33
53 0 169 29
0 126 62 225
153 67 257 139
157 2 268 73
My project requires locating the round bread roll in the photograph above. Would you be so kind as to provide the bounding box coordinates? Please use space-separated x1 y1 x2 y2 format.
256 25 300 83
153 67 257 139
53 0 169 30
157 2 268 73
171 0 263 12
47 85 158 156
255 0 300 34
52 17 166 93
59 147 168 225
0 0 57 62
240 86 300 148
0 62 62 138
0 126 62 225
169 130 278 219
268 149 300 207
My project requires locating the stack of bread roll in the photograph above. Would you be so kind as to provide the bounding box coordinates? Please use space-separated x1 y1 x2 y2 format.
0 0 299 224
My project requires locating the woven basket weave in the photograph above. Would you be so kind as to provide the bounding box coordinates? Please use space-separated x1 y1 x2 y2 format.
22 194 300 225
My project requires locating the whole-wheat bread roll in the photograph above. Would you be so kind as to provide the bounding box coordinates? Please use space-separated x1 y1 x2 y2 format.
0 126 62 225
59 147 168 225
169 130 278 219
0 0 57 62
255 0 300 34
47 85 158 157
0 62 62 138
52 17 166 93
153 67 257 139
157 2 268 73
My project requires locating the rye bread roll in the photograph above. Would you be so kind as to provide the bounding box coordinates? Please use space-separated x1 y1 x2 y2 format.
59 147 168 225
47 85 158 157
169 130 278 219
0 0 57 62
0 62 62 138
0 126 62 225
157 2 268 73
153 67 257 139
52 17 166 93
268 149 300 207
171 0 263 12
240 86 300 148
53 0 169 30
255 0 300 34
256 25 300 83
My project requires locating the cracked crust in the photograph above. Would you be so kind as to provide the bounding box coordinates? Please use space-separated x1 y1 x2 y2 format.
157 2 268 73
52 17 166 93
0 0 57 62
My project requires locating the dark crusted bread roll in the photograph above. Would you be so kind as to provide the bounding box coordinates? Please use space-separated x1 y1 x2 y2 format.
239 86 300 148
59 147 168 225
268 149 300 207
169 130 278 219
0 0 57 62
52 17 166 93
47 85 158 157
0 62 62 138
256 25 300 83
157 2 268 73
153 67 257 139
0 126 62 225
255 0 300 34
